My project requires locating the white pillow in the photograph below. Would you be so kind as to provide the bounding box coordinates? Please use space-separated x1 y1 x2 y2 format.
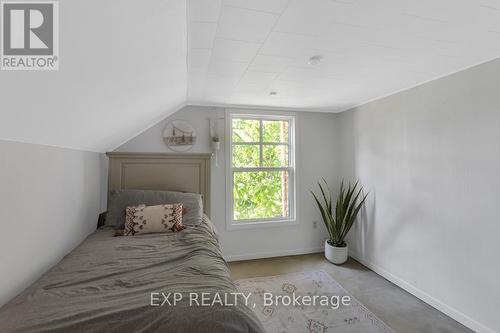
124 203 185 236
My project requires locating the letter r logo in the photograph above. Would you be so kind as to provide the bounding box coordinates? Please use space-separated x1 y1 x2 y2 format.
1 2 54 55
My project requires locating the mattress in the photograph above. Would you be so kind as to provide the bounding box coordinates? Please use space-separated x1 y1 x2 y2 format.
0 216 264 333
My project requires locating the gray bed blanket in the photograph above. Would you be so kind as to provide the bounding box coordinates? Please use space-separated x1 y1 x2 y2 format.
0 217 265 333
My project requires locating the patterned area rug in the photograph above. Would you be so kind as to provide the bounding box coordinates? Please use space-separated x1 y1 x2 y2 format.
235 270 395 333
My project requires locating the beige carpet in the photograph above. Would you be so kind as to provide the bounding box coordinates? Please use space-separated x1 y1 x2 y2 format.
235 270 395 333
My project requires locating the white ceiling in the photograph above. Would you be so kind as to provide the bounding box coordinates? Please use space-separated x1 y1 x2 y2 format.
0 0 187 152
3 0 500 152
187 0 500 111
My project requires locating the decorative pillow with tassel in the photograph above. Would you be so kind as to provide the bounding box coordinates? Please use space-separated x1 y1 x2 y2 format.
124 203 185 236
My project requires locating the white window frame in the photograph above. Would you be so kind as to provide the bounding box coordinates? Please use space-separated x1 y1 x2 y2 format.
225 109 297 231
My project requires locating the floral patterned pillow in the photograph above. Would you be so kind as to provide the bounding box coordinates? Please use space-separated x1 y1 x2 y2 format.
124 203 185 236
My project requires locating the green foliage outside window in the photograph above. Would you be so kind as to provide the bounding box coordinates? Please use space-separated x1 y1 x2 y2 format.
231 118 292 221
233 171 287 220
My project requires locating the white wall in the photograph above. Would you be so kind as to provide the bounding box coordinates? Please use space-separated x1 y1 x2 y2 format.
338 59 500 333
0 140 104 306
115 105 339 260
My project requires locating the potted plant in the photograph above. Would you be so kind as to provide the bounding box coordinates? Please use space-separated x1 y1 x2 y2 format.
211 136 220 151
311 180 368 264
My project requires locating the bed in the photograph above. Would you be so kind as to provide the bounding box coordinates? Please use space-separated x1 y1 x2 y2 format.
0 153 265 333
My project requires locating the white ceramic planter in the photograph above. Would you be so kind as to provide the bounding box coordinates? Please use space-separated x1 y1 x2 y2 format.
211 141 220 151
324 240 348 265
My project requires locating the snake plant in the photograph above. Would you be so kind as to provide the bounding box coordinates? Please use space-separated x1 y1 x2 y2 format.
311 180 368 247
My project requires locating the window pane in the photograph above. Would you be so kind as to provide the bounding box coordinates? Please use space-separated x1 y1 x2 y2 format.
232 118 260 142
233 144 259 167
233 171 290 220
263 145 289 167
263 120 289 143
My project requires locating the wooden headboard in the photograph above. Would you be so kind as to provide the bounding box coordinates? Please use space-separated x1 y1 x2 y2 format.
106 153 211 217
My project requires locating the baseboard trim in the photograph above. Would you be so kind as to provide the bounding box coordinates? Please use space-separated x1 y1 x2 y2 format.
349 251 495 333
224 247 323 262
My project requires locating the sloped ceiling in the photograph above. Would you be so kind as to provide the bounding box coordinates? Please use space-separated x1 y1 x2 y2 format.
0 0 187 152
187 0 500 111
3 0 500 152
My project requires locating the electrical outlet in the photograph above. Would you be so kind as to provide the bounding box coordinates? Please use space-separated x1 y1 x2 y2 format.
313 221 318 229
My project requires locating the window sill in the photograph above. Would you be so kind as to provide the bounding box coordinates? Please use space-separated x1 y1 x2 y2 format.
226 218 298 231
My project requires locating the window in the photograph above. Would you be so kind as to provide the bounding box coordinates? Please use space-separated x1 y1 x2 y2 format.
226 111 296 229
